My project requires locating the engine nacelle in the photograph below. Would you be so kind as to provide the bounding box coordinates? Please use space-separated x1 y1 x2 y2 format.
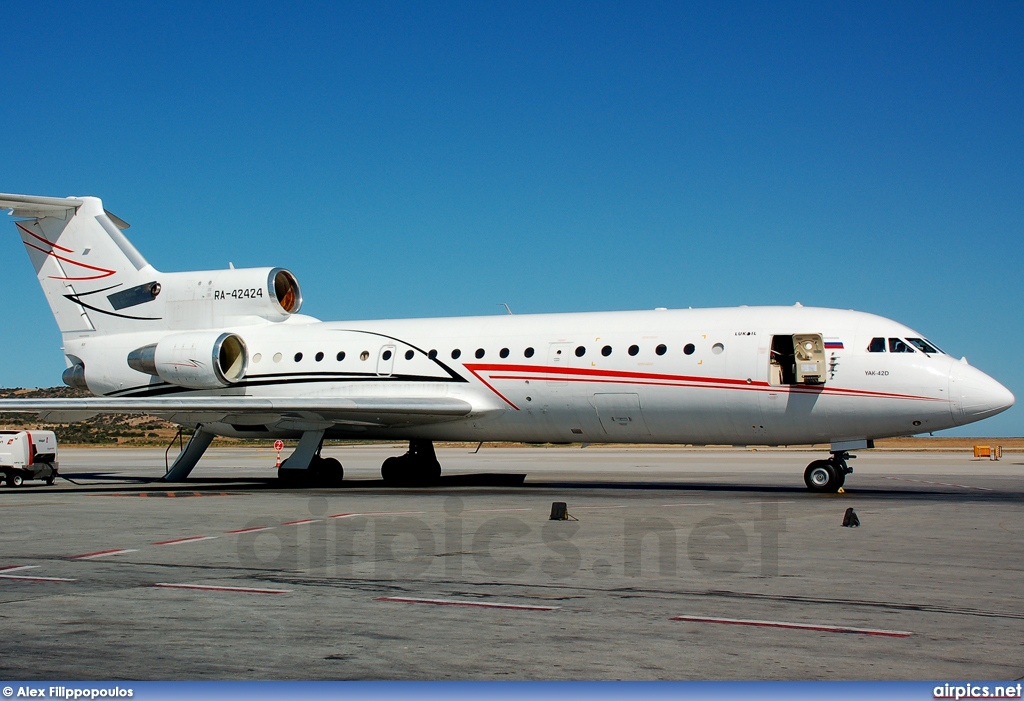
159 266 303 325
128 332 248 389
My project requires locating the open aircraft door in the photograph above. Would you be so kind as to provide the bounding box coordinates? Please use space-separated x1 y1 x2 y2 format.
770 333 826 386
793 334 826 385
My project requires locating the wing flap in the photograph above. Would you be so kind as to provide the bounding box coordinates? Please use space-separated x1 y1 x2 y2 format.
0 396 476 428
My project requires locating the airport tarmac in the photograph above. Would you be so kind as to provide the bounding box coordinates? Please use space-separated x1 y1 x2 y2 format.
0 445 1022 681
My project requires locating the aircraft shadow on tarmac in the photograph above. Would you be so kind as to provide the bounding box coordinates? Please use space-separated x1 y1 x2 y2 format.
3 472 1020 503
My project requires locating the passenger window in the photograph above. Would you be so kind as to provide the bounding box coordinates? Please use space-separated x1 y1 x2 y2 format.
601 345 612 356
405 350 414 360
475 348 485 359
655 344 667 356
888 338 915 353
524 347 535 358
451 349 462 359
500 348 509 358
428 350 437 360
336 351 346 361
867 337 885 353
683 343 695 355
575 346 586 357
628 345 639 356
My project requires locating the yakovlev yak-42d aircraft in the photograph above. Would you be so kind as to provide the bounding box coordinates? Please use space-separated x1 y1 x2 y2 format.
0 193 1014 492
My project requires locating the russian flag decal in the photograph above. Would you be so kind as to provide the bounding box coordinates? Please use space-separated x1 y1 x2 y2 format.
824 339 844 349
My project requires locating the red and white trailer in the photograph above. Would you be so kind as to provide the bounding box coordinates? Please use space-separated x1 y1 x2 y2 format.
0 430 59 487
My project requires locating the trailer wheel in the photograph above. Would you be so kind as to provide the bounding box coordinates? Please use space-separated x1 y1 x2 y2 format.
46 475 56 485
9 473 23 487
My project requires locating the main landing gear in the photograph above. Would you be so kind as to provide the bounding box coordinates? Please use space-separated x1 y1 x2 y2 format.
277 430 344 487
803 451 855 493
381 439 442 487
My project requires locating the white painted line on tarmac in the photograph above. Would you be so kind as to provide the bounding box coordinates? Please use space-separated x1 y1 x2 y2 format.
742 501 794 505
573 505 628 510
224 526 276 534
0 574 77 582
355 510 426 516
281 519 321 526
670 614 912 638
154 583 291 595
881 476 991 491
0 565 39 573
152 535 219 546
375 596 559 611
659 502 712 507
464 507 533 513
68 549 139 560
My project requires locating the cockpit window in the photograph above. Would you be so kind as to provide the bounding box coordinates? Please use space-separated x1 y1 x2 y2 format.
888 338 915 353
907 337 943 355
867 337 885 353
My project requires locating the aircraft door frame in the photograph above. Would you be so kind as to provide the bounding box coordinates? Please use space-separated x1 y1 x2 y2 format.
377 345 396 376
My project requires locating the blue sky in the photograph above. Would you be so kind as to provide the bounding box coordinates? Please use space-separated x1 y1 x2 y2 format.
1 1 1021 436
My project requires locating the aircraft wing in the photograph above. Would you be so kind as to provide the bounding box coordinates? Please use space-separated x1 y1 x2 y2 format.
0 396 476 428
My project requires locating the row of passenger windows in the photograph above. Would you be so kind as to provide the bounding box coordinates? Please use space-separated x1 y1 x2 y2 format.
867 337 943 354
251 342 711 364
445 343 701 360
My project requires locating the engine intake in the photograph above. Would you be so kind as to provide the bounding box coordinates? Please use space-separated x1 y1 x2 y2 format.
128 332 248 389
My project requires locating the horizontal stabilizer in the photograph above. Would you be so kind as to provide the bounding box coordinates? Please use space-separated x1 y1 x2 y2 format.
0 193 84 218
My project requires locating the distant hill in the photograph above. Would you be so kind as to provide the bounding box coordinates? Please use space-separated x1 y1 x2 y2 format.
0 387 182 445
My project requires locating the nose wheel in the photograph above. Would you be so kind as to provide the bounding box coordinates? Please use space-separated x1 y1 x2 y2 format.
803 452 853 493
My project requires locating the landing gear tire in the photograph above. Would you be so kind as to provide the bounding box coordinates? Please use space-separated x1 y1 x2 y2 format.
278 456 344 488
381 441 441 486
804 460 841 493
314 456 344 487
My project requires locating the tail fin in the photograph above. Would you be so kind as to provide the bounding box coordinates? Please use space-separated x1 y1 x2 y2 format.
1 193 164 335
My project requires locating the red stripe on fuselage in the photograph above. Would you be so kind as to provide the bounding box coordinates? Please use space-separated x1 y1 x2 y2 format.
462 363 942 408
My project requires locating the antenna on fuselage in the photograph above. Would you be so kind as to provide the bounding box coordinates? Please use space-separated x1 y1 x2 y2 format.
499 303 513 315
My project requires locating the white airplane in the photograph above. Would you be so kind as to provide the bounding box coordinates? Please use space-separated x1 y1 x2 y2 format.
0 193 1014 492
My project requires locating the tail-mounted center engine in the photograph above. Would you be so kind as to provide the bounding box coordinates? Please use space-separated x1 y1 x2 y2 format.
169 266 302 322
128 332 248 389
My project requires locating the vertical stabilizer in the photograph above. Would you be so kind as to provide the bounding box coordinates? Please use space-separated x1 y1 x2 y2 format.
1 194 164 336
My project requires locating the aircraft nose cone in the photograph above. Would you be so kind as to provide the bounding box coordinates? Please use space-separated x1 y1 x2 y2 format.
951 363 1015 425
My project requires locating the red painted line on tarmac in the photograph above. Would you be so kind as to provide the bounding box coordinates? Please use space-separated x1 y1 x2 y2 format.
355 510 425 516
881 476 991 491
375 596 559 611
154 583 291 595
224 526 275 534
281 518 321 526
68 548 138 560
573 505 627 510
152 535 218 546
659 502 712 507
0 565 38 573
328 513 355 519
670 614 912 637
0 574 77 582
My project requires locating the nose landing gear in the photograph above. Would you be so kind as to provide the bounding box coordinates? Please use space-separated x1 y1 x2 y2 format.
804 451 855 493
